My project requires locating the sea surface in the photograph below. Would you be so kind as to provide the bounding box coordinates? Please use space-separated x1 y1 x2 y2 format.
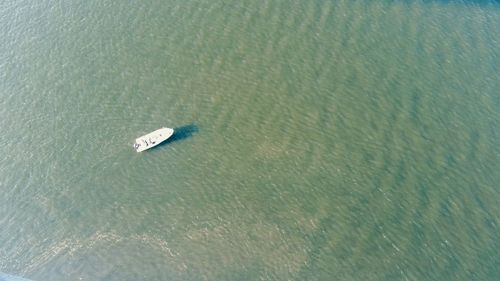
0 1 499 280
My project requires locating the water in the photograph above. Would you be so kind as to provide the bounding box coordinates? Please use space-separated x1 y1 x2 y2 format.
0 1 498 280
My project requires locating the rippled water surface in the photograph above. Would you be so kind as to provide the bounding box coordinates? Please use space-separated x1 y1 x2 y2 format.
0 1 499 280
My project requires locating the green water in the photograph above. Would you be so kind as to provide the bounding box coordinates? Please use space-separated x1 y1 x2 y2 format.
0 1 499 280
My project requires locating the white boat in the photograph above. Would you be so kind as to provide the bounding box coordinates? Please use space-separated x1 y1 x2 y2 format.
134 127 174 152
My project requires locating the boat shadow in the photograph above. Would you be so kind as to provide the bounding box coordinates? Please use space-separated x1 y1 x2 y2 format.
161 124 199 146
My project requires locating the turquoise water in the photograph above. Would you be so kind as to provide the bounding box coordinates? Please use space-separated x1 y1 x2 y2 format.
0 272 34 281
0 1 498 280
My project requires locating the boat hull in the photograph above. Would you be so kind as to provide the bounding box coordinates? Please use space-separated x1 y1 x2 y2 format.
134 127 174 152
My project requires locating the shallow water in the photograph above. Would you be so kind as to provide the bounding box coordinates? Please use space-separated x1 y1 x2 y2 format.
0 1 499 280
